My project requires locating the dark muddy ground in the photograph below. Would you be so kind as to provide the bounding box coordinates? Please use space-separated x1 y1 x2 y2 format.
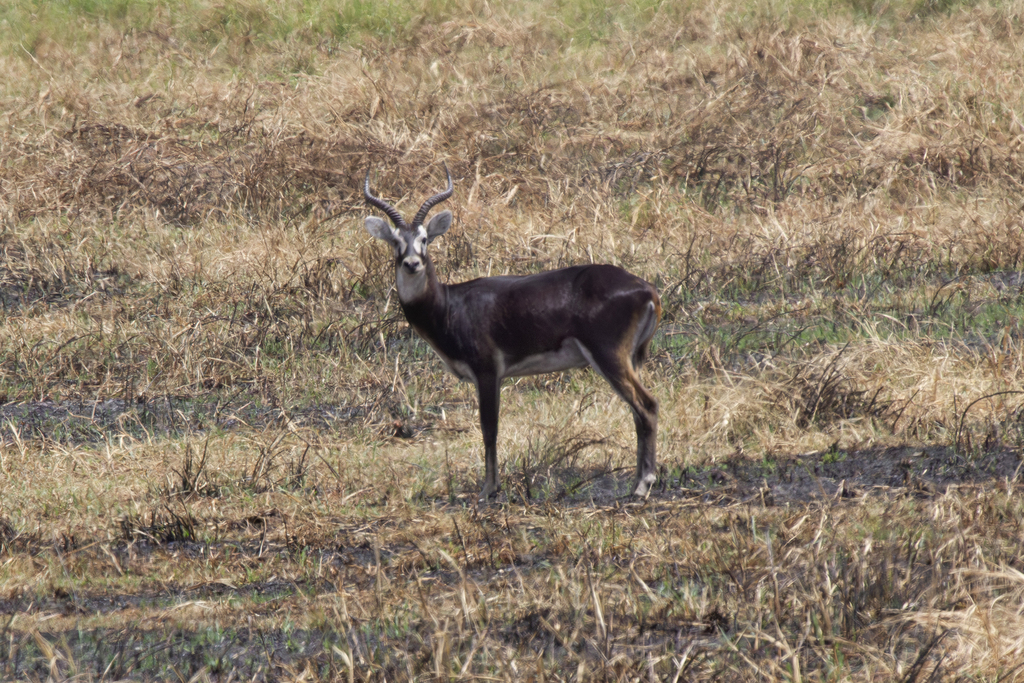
671 443 1023 505
0 396 370 444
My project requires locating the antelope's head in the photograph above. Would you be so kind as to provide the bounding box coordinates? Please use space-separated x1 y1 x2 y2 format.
364 166 453 301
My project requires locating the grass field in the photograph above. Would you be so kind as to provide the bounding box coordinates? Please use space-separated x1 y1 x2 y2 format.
3 0 1024 679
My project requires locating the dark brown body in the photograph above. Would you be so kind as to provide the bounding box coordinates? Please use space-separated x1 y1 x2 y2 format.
365 169 660 499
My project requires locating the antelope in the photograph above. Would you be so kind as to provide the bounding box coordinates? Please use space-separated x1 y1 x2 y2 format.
364 166 661 500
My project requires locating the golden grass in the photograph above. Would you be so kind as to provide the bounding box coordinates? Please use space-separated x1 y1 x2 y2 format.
3 0 1024 679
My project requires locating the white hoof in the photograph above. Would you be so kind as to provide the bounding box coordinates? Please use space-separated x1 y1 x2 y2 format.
633 473 656 498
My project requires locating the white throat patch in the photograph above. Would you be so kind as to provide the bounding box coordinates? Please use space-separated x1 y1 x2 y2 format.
396 264 429 302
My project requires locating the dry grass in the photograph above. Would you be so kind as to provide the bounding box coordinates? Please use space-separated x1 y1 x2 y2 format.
3 0 1024 679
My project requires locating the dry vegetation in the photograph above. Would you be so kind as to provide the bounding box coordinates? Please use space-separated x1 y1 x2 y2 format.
3 0 1024 679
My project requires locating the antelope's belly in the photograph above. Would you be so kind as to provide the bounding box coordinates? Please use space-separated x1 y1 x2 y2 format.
500 339 589 378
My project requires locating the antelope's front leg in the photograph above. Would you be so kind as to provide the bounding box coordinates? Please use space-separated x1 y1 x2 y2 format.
476 374 502 501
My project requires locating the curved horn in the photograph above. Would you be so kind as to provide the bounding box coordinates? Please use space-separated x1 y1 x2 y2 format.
364 169 407 229
411 163 453 228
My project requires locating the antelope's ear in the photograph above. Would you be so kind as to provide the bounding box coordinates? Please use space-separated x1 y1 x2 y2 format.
365 217 398 244
425 210 452 243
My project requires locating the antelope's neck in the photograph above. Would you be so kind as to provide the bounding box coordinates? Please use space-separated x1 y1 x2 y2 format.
397 262 447 329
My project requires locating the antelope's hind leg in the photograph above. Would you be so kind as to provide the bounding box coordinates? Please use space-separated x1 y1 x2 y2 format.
624 372 659 498
582 346 659 498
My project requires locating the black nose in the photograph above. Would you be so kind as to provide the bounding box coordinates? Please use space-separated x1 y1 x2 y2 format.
403 260 422 274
